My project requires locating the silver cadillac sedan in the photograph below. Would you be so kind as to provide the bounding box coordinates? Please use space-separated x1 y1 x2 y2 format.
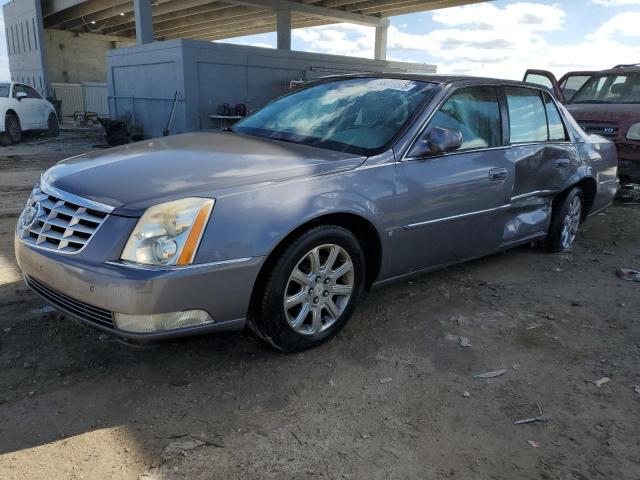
15 74 619 352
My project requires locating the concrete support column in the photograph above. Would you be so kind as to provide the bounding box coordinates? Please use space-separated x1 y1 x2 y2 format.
277 8 292 50
134 0 154 45
374 24 388 60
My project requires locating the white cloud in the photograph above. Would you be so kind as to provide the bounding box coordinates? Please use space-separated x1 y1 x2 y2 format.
592 0 640 5
292 2 640 80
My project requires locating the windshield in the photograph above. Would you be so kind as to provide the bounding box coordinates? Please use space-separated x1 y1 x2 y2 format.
570 72 640 104
0 83 9 97
232 78 437 156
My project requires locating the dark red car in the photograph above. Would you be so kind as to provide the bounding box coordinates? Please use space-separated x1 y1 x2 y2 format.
525 65 640 181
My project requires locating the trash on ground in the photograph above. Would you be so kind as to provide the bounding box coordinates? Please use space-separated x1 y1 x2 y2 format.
593 377 610 388
161 434 221 461
463 391 470 398
526 323 543 330
634 386 640 395
459 337 472 348
512 363 521 370
31 305 55 314
473 369 508 382
528 440 540 448
379 377 392 384
616 268 640 282
513 414 552 425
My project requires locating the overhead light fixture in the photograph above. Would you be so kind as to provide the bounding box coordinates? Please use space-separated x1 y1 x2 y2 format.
120 12 125 16
90 20 96 24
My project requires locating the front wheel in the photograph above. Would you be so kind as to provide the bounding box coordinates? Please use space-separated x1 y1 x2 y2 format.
248 225 366 352
547 187 583 252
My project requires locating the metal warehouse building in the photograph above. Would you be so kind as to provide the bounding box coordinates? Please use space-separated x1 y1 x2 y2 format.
3 0 485 137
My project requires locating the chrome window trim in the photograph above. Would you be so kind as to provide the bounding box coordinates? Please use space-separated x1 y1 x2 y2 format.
403 204 511 230
41 176 115 214
105 257 254 271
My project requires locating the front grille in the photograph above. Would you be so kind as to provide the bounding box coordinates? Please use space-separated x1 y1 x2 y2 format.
579 122 619 138
25 275 115 329
17 184 109 254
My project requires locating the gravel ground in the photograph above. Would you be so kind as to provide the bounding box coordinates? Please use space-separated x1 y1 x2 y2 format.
0 136 639 480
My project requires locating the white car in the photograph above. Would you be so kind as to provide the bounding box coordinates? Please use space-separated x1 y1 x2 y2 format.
0 81 59 145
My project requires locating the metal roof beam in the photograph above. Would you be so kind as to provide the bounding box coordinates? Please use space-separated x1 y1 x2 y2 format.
98 0 229 34
44 0 130 27
220 0 390 27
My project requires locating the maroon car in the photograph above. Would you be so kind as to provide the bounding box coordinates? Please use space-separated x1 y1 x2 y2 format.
525 65 640 181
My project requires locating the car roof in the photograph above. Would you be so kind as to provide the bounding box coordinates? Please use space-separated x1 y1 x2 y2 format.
318 72 543 89
598 65 640 74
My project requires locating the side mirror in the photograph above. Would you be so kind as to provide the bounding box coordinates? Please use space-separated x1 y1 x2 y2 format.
16 92 27 100
409 127 463 157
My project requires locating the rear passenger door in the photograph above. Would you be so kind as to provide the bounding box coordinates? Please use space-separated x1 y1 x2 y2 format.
393 86 514 276
504 86 580 244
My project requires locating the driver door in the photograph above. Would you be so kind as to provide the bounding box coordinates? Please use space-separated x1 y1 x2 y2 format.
391 86 514 276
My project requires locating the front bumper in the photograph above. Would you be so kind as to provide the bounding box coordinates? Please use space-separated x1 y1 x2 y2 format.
617 142 640 181
15 236 264 343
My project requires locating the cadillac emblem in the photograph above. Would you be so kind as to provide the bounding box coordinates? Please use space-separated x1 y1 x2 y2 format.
22 201 40 228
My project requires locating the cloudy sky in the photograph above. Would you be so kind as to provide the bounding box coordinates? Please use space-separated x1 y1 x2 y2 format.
220 0 640 80
0 0 639 81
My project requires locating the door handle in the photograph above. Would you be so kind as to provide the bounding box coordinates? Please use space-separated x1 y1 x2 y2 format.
488 167 508 181
554 158 571 168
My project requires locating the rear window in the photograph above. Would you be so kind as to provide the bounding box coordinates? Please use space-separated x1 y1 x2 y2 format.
543 93 567 142
506 87 548 143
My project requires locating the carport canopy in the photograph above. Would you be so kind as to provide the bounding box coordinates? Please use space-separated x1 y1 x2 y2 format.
41 0 489 60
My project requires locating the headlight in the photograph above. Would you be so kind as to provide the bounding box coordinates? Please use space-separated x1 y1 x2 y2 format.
121 197 214 266
627 123 640 141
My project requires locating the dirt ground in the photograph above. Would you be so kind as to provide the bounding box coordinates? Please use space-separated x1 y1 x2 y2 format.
0 132 639 480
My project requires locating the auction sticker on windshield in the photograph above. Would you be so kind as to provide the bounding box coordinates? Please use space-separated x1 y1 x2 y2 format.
369 79 417 91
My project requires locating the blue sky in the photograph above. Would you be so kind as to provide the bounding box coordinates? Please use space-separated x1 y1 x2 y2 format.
0 0 639 81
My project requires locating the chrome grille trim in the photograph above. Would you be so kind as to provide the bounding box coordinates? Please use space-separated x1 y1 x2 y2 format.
17 181 112 255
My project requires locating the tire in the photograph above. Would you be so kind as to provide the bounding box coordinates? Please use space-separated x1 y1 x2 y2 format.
248 225 366 352
0 113 21 145
546 187 583 253
46 113 59 137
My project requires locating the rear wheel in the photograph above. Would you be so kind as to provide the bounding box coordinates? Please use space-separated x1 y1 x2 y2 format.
0 113 21 145
248 225 366 352
46 113 59 137
547 187 583 252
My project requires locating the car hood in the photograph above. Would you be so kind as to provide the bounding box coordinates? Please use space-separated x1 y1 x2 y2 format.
42 131 366 216
565 103 639 126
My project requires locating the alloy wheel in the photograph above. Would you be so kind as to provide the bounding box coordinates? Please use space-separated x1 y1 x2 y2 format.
283 244 354 335
561 196 582 249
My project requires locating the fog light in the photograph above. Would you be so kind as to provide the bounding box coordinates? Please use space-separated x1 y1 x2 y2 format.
114 310 213 333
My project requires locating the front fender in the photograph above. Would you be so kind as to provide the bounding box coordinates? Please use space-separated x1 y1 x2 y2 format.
193 162 397 264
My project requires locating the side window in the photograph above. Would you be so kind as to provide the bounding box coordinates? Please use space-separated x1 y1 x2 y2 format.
12 84 24 98
543 93 567 142
428 87 501 151
525 73 554 91
506 87 548 143
24 85 40 98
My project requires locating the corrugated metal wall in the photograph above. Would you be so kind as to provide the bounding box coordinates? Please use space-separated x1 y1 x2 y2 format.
51 82 109 117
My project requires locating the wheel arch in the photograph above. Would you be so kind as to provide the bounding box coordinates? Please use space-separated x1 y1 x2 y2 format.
249 212 383 312
5 108 20 123
553 175 597 220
